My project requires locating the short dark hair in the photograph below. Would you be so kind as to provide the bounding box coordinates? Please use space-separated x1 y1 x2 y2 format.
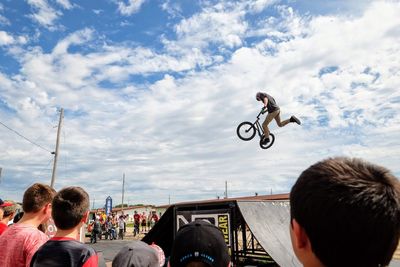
52 186 89 230
290 157 400 267
23 183 56 213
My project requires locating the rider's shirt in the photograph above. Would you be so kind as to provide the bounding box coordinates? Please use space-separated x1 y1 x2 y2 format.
259 93 279 113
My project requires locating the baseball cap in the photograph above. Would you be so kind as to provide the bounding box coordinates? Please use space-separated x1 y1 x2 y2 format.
112 240 159 267
150 243 165 267
169 220 230 267
0 198 13 208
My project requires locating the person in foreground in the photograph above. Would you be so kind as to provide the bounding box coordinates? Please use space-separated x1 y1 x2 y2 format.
169 220 230 267
290 157 400 267
0 199 16 235
30 186 98 267
256 91 300 144
112 240 161 267
0 183 56 267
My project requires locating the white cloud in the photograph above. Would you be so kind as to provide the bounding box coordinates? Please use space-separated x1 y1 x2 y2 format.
248 0 277 13
0 31 28 46
55 0 74 10
0 31 14 45
1 1 400 205
93 9 103 15
160 0 182 18
52 28 94 55
0 14 10 26
27 0 61 28
167 2 247 52
116 0 147 16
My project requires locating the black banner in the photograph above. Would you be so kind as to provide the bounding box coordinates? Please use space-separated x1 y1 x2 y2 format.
176 209 231 246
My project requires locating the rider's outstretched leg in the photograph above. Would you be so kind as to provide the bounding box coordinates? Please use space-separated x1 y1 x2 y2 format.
275 111 301 127
263 110 279 143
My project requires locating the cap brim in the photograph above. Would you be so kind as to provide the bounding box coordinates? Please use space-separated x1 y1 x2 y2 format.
0 202 13 207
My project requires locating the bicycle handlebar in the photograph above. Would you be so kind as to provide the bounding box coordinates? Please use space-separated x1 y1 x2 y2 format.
257 108 267 118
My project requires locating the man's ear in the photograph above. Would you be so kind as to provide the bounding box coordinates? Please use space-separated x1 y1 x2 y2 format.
43 203 52 215
9 211 16 219
291 218 309 249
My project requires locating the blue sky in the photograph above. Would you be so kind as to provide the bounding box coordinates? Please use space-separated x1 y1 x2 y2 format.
0 0 399 207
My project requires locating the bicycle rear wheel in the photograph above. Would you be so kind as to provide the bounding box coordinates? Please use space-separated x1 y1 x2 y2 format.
259 133 275 149
237 122 256 141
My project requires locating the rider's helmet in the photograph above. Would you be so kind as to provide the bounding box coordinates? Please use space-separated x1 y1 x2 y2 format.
256 92 263 101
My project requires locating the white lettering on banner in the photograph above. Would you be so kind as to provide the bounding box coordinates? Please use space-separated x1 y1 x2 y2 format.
176 213 231 246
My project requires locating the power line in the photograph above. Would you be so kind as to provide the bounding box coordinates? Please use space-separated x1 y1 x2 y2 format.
0 120 53 153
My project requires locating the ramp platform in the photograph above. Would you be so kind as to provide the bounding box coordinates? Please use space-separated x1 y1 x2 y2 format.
237 200 301 267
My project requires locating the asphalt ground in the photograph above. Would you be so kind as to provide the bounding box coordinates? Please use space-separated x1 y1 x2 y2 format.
86 227 146 266
87 239 131 266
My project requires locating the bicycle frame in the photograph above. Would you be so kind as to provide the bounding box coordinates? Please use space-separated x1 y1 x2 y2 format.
252 109 265 138
237 108 275 149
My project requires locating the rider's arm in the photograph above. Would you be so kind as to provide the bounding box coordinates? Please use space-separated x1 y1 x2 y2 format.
262 97 268 108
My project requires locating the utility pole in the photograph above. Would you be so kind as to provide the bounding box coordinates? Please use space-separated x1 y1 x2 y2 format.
224 180 228 199
50 108 64 188
92 197 95 210
121 173 125 214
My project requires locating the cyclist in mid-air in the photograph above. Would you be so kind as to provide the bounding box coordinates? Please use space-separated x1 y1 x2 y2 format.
256 92 301 144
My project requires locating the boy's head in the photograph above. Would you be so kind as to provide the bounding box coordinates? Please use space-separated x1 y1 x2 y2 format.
0 198 13 220
112 240 159 267
290 157 400 267
52 186 89 230
1 200 17 220
170 220 230 267
22 183 56 223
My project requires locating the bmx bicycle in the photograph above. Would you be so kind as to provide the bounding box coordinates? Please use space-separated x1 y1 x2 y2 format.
236 108 275 149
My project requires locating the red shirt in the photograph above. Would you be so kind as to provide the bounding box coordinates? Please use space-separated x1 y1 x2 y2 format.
0 223 49 267
151 214 159 222
134 213 140 223
0 222 8 235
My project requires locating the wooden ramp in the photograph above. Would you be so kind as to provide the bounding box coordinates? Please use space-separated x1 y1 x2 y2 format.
237 200 301 267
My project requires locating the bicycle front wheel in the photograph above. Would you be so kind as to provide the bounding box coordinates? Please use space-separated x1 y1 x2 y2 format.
237 122 256 141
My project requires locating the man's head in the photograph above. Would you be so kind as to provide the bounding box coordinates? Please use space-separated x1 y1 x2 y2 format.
290 157 400 267
170 220 230 267
0 198 13 220
22 183 56 222
256 92 262 101
112 240 159 267
0 200 17 222
52 186 90 230
0 198 13 208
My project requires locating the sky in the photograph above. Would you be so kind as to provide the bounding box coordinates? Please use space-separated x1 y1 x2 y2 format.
0 0 399 207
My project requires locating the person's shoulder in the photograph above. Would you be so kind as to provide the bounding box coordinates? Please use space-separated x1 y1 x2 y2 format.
50 238 96 253
264 92 272 97
5 223 46 239
71 239 97 254
35 239 98 266
0 222 8 234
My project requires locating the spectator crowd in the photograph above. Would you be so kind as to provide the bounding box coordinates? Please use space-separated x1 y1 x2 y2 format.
0 156 399 267
88 209 160 242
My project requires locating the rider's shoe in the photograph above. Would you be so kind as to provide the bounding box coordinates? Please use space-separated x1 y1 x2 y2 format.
290 116 301 125
262 136 270 144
